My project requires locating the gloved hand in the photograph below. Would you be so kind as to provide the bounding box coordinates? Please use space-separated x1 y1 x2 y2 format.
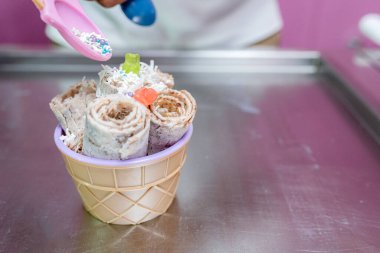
89 0 156 26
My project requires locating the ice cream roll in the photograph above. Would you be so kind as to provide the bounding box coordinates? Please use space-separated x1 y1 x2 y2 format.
140 60 175 91
97 65 143 97
148 89 196 154
83 94 150 160
49 79 97 152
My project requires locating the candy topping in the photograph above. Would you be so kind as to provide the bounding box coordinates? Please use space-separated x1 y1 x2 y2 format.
122 53 141 75
134 88 158 107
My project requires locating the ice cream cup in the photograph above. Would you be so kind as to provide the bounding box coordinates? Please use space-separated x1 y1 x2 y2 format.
54 125 193 225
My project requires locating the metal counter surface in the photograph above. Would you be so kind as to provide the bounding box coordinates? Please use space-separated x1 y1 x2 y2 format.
1 50 380 253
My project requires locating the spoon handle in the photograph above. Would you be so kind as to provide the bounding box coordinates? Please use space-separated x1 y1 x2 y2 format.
32 0 44 10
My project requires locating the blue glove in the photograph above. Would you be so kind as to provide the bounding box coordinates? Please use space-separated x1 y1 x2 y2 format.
120 0 156 26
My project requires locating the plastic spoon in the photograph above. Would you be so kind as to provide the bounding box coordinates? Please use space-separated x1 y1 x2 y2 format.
32 0 112 61
120 0 156 26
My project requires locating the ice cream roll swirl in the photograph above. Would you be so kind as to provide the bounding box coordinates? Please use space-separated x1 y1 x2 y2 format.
148 89 196 154
97 65 143 97
83 95 150 160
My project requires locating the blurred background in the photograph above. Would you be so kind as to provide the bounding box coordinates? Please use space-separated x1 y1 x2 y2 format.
2 2 380 253
1 0 380 50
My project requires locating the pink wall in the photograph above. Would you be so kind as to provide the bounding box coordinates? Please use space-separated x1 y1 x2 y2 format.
0 1 49 45
278 0 380 50
1 1 380 49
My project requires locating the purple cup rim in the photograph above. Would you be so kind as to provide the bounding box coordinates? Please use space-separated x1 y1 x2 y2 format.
54 124 193 167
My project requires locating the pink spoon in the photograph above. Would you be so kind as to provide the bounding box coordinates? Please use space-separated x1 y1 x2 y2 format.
32 0 112 61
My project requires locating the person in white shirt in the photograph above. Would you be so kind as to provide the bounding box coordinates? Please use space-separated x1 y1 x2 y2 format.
46 0 282 49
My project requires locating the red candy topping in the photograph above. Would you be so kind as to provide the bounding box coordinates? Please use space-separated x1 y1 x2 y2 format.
134 88 158 107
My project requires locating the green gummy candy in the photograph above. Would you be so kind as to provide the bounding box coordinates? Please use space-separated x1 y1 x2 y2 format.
122 53 140 75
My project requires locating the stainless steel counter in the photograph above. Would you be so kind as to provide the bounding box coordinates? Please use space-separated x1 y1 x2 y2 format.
1 49 380 253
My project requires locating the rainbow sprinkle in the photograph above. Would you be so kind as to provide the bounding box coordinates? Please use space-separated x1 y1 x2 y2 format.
72 28 112 56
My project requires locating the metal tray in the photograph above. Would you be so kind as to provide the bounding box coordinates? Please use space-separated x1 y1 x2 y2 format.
0 48 379 253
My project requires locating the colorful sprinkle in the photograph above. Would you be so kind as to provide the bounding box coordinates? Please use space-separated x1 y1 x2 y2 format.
72 28 112 56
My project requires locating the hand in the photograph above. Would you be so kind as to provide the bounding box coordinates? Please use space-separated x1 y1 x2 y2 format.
91 0 127 8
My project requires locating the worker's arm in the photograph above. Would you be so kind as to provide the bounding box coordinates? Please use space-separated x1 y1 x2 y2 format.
88 0 126 8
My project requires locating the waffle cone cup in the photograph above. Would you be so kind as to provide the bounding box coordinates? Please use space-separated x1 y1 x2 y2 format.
54 125 193 225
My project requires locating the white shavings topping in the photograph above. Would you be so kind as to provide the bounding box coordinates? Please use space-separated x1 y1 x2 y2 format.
139 60 174 91
98 60 175 97
98 65 143 97
60 129 77 147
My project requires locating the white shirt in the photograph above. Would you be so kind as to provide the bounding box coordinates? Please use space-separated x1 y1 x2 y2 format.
46 0 282 49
